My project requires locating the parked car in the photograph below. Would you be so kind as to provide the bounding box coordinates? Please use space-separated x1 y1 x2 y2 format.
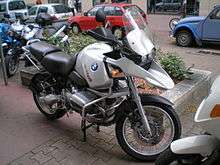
0 0 28 19
68 3 147 38
28 4 75 21
171 5 220 47
156 0 182 12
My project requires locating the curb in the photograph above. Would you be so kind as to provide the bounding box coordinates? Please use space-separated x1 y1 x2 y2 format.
162 69 212 115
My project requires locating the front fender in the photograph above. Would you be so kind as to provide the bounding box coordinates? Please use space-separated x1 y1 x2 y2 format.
174 24 201 43
171 135 219 157
140 94 173 107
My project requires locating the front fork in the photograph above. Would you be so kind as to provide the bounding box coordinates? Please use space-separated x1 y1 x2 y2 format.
127 76 152 136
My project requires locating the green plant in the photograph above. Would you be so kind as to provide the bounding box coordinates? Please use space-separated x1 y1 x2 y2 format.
159 52 190 81
44 33 97 54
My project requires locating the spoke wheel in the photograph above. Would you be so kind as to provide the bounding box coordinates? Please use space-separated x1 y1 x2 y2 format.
5 54 19 77
32 73 66 120
116 102 181 161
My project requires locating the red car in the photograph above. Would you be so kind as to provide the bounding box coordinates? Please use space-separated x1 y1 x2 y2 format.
68 3 147 38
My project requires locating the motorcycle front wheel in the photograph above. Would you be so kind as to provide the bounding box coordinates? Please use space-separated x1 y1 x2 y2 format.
115 102 181 161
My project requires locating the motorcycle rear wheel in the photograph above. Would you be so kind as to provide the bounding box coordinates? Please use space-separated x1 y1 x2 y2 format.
115 102 181 161
32 73 66 120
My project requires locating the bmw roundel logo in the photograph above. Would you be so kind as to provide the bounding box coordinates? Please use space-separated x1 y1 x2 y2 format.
91 63 98 72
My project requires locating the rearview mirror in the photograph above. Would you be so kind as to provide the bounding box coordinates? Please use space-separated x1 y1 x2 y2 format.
95 9 106 23
210 13 216 19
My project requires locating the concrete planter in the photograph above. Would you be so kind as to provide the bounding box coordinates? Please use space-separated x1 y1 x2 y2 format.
161 69 212 115
20 67 212 114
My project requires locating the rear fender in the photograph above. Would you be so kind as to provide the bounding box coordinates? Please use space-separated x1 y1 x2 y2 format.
171 135 219 157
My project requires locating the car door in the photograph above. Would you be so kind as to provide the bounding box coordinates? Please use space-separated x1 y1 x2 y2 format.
202 8 220 41
81 6 103 30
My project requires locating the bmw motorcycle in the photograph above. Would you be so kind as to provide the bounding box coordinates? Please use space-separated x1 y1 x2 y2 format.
29 8 181 161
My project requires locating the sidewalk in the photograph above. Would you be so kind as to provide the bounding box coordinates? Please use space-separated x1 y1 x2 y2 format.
0 79 203 165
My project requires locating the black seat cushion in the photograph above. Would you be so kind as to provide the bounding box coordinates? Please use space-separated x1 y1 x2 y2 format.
41 52 77 76
30 41 61 62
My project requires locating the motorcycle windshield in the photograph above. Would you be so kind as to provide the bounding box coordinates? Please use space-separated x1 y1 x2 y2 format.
123 8 154 56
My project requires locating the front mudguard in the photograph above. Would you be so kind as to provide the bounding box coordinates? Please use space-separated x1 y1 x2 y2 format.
171 135 219 157
115 94 173 121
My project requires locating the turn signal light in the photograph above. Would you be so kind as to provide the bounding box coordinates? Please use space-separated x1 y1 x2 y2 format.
111 69 124 78
210 104 220 118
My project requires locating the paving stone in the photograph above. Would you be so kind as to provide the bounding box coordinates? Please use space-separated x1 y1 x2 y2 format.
92 149 113 162
51 140 71 150
93 139 114 152
30 151 53 164
9 153 39 165
61 151 97 165
43 158 59 165
32 145 56 155
92 159 108 165
78 143 99 155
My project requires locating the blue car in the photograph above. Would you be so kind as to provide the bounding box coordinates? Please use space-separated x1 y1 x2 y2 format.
171 5 220 47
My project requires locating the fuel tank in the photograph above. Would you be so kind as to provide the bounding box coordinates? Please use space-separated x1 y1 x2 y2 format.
75 42 113 90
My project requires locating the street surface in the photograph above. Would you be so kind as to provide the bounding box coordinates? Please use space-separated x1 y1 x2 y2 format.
0 14 219 165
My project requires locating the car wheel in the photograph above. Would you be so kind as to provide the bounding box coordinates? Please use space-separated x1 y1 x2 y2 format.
72 23 80 34
113 27 123 39
176 30 193 47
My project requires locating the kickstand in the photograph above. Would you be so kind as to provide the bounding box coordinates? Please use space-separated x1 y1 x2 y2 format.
96 125 100 132
81 119 86 142
81 119 95 142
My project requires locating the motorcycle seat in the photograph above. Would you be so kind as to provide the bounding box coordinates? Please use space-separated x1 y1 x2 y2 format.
29 41 61 62
41 51 77 77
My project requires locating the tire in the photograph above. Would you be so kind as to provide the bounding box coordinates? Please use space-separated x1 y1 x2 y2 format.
5 55 19 77
176 30 193 47
155 148 203 165
115 102 181 161
31 73 66 120
113 27 123 39
169 18 180 31
71 23 81 34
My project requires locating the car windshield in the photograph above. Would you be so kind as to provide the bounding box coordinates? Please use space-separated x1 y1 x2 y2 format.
0 3 6 12
9 1 26 11
123 8 154 56
53 5 71 13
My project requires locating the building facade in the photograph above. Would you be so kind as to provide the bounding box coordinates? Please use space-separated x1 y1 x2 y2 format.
200 0 220 15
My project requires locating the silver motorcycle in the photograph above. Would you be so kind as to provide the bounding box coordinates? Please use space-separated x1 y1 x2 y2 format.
29 8 181 161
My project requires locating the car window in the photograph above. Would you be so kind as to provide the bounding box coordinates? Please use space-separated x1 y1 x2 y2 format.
0 3 6 12
38 6 48 14
28 7 37 15
9 1 26 11
173 0 180 3
87 6 102 16
104 6 115 16
114 7 123 16
215 10 220 19
53 5 71 14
